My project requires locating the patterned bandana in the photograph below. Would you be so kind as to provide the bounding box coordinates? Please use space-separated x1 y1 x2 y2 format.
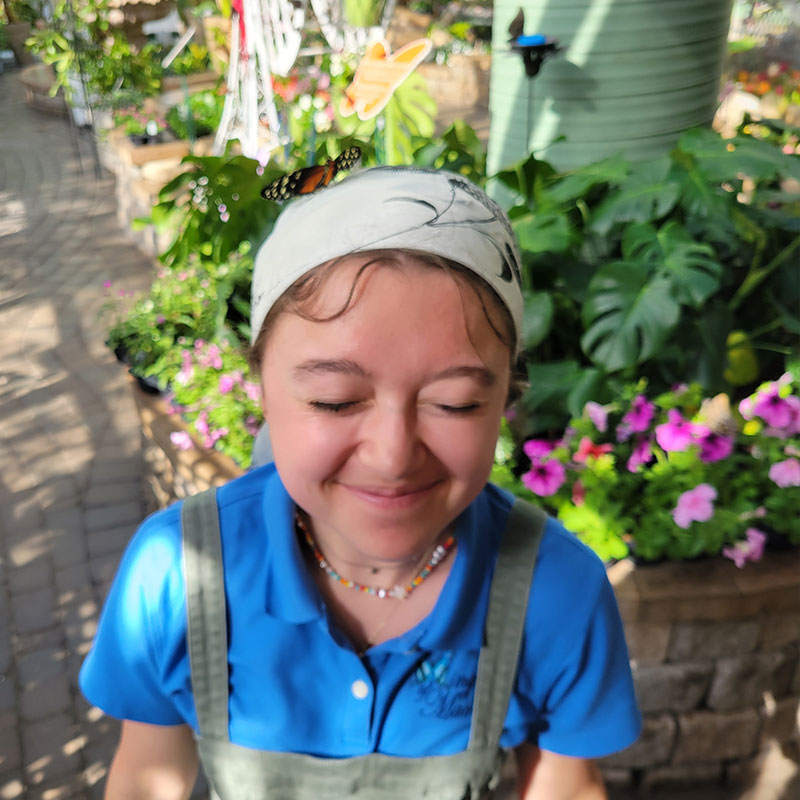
251 167 524 351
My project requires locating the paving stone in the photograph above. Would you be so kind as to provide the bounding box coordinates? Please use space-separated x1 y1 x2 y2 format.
84 481 142 510
87 457 143 485
20 673 72 721
624 620 672 665
0 711 22 773
0 776 25 800
86 524 135 558
0 678 15 714
6 530 51 569
11 586 56 636
88 554 121 587
16 647 67 687
23 714 84 787
8 560 53 595
83 502 142 533
54 564 92 597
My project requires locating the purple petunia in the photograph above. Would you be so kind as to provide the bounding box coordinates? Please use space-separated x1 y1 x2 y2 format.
655 409 695 452
521 458 566 497
723 528 767 568
695 428 734 463
523 439 557 459
672 483 717 529
769 458 800 487
626 436 653 473
622 394 655 434
752 385 794 429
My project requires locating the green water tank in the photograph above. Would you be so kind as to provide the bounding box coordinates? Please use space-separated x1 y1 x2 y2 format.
487 0 734 173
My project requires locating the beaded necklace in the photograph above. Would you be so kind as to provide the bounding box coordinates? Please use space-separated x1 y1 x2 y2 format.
296 512 455 600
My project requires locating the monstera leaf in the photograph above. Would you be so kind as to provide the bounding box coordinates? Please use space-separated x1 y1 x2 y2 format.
382 72 437 165
590 157 681 235
622 221 722 306
581 263 680 371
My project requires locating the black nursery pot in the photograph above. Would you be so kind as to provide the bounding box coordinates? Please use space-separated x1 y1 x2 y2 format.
129 132 164 146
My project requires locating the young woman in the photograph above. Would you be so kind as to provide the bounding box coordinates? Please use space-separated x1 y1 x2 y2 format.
80 167 641 799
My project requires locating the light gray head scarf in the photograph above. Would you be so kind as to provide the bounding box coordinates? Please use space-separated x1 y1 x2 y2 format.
251 167 524 352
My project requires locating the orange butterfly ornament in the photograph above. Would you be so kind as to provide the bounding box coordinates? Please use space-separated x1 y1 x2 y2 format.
339 38 432 121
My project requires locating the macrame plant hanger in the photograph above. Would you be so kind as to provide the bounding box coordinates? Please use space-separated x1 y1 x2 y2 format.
212 0 305 159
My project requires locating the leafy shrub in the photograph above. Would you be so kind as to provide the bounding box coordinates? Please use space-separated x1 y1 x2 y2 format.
166 89 225 140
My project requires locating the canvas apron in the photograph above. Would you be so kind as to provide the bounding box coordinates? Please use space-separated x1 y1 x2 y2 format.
181 490 546 800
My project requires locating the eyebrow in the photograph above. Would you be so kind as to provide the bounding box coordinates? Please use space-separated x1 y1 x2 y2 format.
293 359 369 379
293 360 496 386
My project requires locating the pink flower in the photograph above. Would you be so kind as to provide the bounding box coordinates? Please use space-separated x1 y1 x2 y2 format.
198 343 223 369
169 431 194 451
622 394 654 433
672 483 717 529
244 415 261 436
244 381 261 402
219 374 236 394
695 429 734 463
156 314 166 325
655 409 694 452
178 271 189 282
583 401 608 433
195 411 210 437
723 528 768 568
769 458 800 487
574 436 613 464
764 395 800 438
103 280 112 288
194 339 206 350
523 439 557 459
626 436 653 473
752 385 794 428
572 479 585 506
175 350 194 385
739 395 756 420
521 458 566 497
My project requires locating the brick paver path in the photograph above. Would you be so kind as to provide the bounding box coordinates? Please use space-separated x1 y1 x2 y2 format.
0 70 154 798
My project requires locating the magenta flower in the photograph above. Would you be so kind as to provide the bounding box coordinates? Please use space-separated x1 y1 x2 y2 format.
523 439 557 459
103 280 112 288
722 528 768 568
521 458 566 497
672 483 717 529
583 402 608 433
244 415 261 436
655 409 694 452
195 411 210 437
752 385 794 428
244 381 262 402
765 395 800 438
769 458 800 487
198 343 223 369
194 339 206 350
695 429 734 463
622 394 655 433
626 437 653 473
169 431 194 451
219 374 236 394
574 436 614 463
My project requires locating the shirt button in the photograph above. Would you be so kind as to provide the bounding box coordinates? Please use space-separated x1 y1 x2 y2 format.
350 679 369 700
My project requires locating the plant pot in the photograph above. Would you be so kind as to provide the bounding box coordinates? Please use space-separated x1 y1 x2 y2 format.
601 550 800 790
6 21 35 66
487 0 735 171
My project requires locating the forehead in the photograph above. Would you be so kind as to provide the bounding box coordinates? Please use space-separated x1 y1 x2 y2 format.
263 254 511 367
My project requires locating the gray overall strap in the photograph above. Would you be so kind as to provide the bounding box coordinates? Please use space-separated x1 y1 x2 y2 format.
182 488 230 740
469 499 547 750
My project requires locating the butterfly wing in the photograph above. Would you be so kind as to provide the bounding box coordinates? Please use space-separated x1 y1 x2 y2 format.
261 164 328 201
508 8 525 42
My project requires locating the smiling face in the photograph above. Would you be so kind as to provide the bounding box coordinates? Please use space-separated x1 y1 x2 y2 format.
259 253 512 568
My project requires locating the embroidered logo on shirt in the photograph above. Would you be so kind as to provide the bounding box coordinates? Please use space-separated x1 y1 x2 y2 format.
414 651 475 719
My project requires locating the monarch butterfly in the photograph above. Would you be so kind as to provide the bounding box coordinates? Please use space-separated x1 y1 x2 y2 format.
260 147 362 202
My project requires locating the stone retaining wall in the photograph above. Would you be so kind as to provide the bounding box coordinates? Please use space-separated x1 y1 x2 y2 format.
128 377 800 791
602 556 800 791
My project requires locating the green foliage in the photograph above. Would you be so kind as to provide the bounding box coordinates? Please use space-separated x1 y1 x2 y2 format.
496 127 800 438
166 89 224 140
167 43 211 77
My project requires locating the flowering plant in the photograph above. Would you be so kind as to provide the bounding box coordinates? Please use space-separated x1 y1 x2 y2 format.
166 342 263 467
492 373 800 563
735 62 800 106
113 107 167 138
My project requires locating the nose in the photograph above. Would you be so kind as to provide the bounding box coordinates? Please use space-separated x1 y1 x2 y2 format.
358 403 424 479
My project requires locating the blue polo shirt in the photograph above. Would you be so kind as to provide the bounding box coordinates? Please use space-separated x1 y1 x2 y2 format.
79 464 641 758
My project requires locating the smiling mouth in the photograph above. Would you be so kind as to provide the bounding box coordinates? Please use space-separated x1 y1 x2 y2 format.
342 481 441 503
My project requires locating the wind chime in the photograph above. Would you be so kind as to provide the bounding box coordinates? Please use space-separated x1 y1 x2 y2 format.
212 0 305 158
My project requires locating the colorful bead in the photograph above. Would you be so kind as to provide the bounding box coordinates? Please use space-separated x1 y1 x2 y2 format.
296 512 455 600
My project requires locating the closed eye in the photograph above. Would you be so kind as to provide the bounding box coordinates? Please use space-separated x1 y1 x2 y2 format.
309 400 360 414
438 403 481 414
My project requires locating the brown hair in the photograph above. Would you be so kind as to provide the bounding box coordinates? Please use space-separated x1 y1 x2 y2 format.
247 249 527 406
